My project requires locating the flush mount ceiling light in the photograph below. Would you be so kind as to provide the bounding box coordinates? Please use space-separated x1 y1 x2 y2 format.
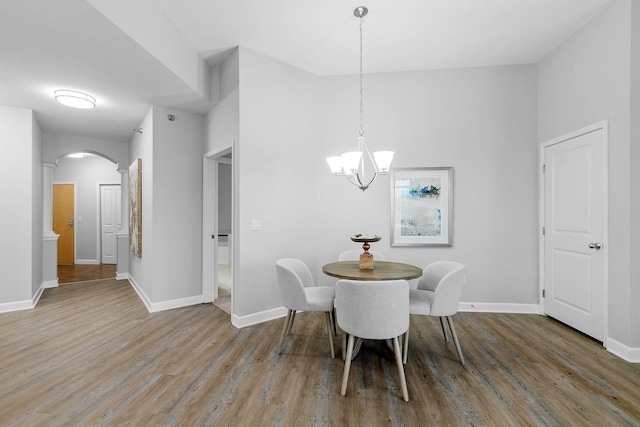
326 6 394 192
54 89 96 109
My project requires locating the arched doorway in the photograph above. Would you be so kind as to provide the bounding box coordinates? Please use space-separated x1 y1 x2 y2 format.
47 151 126 284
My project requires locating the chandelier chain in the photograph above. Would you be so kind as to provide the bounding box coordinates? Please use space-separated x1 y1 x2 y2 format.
359 13 364 136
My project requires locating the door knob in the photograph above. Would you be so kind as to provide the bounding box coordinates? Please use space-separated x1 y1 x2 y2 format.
588 242 602 250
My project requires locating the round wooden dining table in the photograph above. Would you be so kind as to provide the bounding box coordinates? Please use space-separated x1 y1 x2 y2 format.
322 260 423 281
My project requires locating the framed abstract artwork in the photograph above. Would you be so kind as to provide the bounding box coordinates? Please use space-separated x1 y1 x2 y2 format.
129 159 142 256
390 167 453 246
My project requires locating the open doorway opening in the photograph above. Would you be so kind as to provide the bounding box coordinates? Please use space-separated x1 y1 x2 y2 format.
214 157 232 313
53 153 120 284
203 147 234 315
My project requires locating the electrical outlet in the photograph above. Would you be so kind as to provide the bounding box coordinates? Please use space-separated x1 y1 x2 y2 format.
250 219 261 231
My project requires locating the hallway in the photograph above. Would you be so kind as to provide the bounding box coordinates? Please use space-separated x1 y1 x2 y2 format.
57 264 117 284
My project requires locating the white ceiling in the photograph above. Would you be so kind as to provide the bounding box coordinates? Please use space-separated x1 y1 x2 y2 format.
0 0 612 143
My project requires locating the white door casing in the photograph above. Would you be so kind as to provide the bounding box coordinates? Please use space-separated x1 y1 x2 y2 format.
101 184 121 264
540 122 607 342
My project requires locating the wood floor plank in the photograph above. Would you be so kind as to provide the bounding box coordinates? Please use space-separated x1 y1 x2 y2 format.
0 279 639 426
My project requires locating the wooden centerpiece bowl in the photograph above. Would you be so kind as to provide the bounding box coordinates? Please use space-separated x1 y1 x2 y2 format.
350 234 382 270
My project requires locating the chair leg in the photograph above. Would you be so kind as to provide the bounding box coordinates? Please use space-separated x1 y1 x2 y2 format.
439 316 449 342
392 336 409 402
278 309 293 354
325 312 335 359
331 308 337 335
340 334 355 396
342 332 347 361
446 316 465 366
402 327 409 364
286 310 297 335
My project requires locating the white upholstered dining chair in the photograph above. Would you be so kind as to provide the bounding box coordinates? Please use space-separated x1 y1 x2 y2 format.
403 261 465 365
275 258 336 359
335 279 410 402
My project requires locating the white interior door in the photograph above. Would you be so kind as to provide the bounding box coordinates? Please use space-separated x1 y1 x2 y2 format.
542 124 607 341
101 184 121 264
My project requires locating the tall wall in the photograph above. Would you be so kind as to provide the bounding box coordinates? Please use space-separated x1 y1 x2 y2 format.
129 109 154 300
53 156 121 263
151 106 204 303
234 47 321 316
212 49 537 320
0 105 42 308
128 105 204 309
205 48 239 156
31 113 43 297
538 0 637 349
316 65 539 307
631 0 640 349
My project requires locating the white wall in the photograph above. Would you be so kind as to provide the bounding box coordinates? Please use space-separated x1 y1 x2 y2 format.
53 156 121 263
31 114 43 296
206 49 239 155
210 49 537 319
151 106 204 302
128 105 204 308
538 0 637 348
234 47 321 316
0 105 41 306
129 109 154 299
316 65 539 306
631 0 640 348
43 133 128 168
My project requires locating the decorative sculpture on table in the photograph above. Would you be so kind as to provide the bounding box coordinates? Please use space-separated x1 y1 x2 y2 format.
351 234 381 270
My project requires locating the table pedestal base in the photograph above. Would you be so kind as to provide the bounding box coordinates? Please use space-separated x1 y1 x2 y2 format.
359 252 373 270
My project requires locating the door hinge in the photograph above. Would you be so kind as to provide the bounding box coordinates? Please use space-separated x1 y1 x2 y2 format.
542 226 545 235
542 289 545 298
542 164 546 173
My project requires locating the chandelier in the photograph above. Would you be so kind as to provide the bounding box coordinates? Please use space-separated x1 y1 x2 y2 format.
326 6 394 191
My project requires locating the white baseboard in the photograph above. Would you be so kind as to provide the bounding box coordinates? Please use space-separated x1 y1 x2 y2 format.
127 276 204 313
116 272 129 280
75 259 98 265
606 338 640 363
458 302 541 314
0 299 34 313
43 279 59 289
0 282 52 313
127 276 151 311
149 295 204 313
232 306 288 329
32 285 45 307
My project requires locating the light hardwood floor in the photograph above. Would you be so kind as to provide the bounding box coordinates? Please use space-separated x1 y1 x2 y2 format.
1 278 638 426
57 264 116 284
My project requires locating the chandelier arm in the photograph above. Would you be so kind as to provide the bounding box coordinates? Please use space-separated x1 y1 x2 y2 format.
346 173 364 189
361 171 379 190
361 139 379 173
